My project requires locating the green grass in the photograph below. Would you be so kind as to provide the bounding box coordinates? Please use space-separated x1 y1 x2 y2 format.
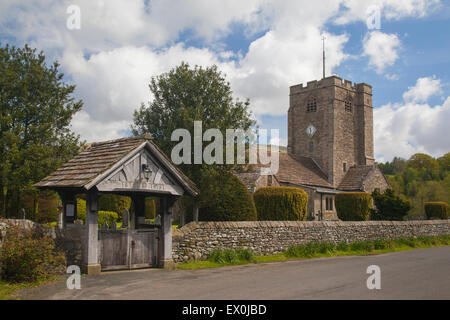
0 277 60 300
177 235 450 270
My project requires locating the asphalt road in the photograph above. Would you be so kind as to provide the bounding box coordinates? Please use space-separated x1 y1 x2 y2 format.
19 246 450 300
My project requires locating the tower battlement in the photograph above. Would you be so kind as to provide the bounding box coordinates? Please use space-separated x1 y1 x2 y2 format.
290 75 372 95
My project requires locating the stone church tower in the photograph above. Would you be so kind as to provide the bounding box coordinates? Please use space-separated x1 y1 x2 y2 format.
287 76 375 187
236 75 389 221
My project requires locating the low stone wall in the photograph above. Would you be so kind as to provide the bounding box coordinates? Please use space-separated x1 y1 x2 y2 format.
172 220 450 263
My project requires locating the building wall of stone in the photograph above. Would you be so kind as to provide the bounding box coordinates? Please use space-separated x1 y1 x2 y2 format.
362 167 390 194
288 76 374 187
172 220 450 262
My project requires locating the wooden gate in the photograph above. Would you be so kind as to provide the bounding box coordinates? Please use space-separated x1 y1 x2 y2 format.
99 228 159 271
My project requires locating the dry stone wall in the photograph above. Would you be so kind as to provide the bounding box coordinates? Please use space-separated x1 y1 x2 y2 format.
172 220 450 263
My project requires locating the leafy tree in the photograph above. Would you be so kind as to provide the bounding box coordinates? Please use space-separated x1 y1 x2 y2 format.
371 189 411 221
131 62 256 213
407 153 439 180
0 44 82 217
195 169 257 221
437 152 450 179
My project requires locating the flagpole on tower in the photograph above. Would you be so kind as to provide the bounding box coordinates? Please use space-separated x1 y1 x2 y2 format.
322 35 326 79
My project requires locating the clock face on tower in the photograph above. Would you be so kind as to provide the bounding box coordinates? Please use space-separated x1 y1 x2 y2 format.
306 123 316 137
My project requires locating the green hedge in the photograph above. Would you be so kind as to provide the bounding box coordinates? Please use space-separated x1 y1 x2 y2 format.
76 199 119 227
198 171 257 221
335 192 372 221
253 186 308 221
424 202 449 219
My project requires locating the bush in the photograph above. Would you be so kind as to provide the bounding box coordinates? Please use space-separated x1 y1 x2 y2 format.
145 198 157 219
424 202 449 219
335 192 372 221
253 186 308 221
98 194 131 219
35 207 59 224
198 170 257 221
76 199 119 227
371 189 411 220
0 222 66 282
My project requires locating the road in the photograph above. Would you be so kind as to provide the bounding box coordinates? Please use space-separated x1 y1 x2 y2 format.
19 246 450 300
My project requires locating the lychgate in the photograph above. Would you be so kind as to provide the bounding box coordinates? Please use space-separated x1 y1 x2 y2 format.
35 134 198 274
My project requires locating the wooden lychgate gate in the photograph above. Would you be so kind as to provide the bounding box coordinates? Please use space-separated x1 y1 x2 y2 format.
99 228 159 271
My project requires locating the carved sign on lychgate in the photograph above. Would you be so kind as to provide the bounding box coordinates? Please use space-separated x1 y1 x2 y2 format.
96 149 184 195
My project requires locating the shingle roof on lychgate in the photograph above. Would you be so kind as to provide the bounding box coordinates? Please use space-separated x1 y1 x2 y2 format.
34 134 198 196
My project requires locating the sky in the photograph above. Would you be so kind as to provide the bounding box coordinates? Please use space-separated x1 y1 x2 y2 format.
0 0 449 163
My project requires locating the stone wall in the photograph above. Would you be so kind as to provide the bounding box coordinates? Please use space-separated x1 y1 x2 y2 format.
172 220 450 263
0 219 85 267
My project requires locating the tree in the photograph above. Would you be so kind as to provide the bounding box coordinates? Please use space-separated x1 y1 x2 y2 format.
371 189 411 221
407 153 439 181
131 62 255 211
0 44 82 217
196 169 257 221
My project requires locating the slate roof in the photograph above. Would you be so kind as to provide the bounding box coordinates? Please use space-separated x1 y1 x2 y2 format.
34 134 198 195
275 153 332 188
238 152 332 189
338 165 376 191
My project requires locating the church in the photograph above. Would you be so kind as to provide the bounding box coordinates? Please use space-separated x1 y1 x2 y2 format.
236 75 390 220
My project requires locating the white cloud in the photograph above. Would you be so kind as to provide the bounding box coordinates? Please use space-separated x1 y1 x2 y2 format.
402 76 442 103
0 0 442 142
374 76 450 162
363 31 401 74
335 0 440 24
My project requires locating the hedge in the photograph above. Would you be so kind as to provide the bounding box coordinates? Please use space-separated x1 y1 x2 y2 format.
198 171 257 221
76 199 119 227
424 202 449 219
253 186 308 221
335 192 372 221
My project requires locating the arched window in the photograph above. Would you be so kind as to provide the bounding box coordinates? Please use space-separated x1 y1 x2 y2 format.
345 97 352 113
307 97 317 112
309 141 314 153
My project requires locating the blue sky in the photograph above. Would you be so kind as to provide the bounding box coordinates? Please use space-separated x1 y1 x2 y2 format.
0 0 449 162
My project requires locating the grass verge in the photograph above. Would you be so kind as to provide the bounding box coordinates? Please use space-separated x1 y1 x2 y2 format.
0 276 60 300
177 235 450 270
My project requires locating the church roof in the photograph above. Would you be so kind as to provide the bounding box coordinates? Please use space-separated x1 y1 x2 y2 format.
34 135 198 196
338 165 376 191
275 153 332 188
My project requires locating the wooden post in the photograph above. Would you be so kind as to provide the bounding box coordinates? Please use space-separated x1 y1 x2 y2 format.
132 196 146 228
159 196 175 268
193 202 199 223
58 192 77 228
84 190 101 275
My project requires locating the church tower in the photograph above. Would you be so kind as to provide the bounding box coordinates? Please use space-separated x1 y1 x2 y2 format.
287 76 375 187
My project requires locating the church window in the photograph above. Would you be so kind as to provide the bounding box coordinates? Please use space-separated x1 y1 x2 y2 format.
268 175 273 186
307 97 317 112
343 163 347 172
309 141 314 153
345 98 352 112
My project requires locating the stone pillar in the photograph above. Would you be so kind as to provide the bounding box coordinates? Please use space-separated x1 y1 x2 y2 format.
159 196 175 268
84 190 101 275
